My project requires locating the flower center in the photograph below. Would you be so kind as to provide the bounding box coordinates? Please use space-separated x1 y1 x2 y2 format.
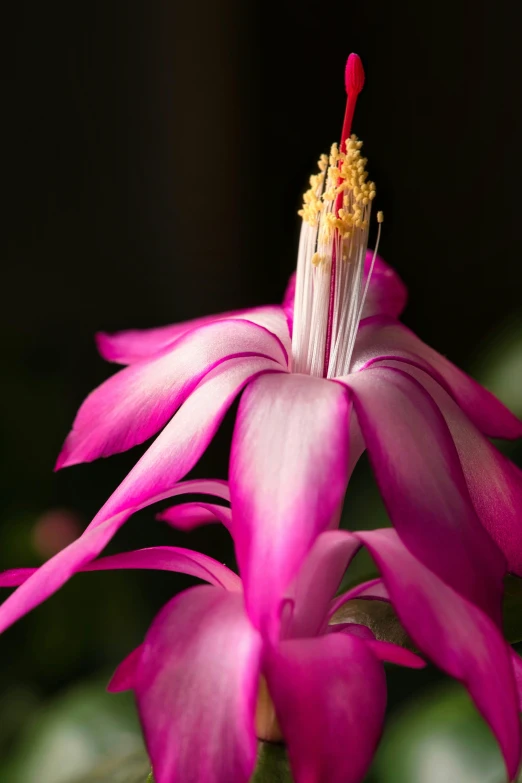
292 54 383 379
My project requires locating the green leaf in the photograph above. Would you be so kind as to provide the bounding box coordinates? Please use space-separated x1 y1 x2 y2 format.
503 573 522 644
331 573 522 650
330 599 414 649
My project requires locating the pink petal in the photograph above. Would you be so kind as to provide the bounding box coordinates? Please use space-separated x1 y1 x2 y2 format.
265 633 386 783
97 305 290 365
157 501 233 533
328 578 390 620
0 545 241 591
352 316 522 440
366 640 425 669
328 622 376 639
230 373 350 636
135 586 261 783
0 472 238 634
361 251 408 320
358 527 522 779
108 644 143 693
378 360 522 576
511 651 522 712
282 273 296 335
94 358 284 524
341 365 506 623
286 530 360 639
329 623 425 671
57 319 288 468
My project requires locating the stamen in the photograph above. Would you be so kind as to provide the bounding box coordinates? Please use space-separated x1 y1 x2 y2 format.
292 54 380 379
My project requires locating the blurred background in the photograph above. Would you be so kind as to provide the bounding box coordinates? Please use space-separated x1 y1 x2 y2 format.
2 0 522 780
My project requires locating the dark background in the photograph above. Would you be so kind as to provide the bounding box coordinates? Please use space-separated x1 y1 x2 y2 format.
2 0 522 777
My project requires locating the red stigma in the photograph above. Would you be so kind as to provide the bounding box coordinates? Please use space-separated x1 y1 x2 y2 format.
345 53 365 96
340 53 365 151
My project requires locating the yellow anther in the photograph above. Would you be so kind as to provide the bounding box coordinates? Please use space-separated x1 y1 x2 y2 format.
377 211 384 223
300 135 376 242
318 154 328 172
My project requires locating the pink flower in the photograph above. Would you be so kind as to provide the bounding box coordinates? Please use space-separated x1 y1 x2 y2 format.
2 482 520 783
0 56 518 644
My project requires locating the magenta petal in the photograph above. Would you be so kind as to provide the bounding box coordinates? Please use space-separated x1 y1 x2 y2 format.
0 568 37 587
361 251 408 319
95 314 240 364
97 306 290 366
230 373 350 635
83 546 241 590
265 633 386 783
358 528 522 779
352 316 522 440
108 644 143 693
136 586 261 783
366 640 425 669
328 622 376 639
57 319 288 469
342 365 506 623
511 652 522 712
0 477 236 634
157 501 233 533
328 579 390 620
380 360 522 576
95 358 285 525
1 545 240 591
282 272 296 335
286 530 360 639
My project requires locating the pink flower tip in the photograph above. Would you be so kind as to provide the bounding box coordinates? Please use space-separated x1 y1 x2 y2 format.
345 53 365 96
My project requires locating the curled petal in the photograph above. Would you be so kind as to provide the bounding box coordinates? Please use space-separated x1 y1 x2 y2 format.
0 545 241 592
230 373 350 636
282 273 296 335
265 633 386 783
136 586 261 783
108 644 143 693
358 528 522 780
361 251 408 320
366 640 425 669
341 365 505 623
0 473 240 634
0 357 274 634
511 651 522 712
97 306 290 365
286 530 360 639
377 359 522 576
95 358 284 524
328 578 390 620
352 316 522 440
57 319 287 468
157 502 233 533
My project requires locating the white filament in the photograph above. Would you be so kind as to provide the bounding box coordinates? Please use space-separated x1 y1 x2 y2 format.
291 199 376 379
